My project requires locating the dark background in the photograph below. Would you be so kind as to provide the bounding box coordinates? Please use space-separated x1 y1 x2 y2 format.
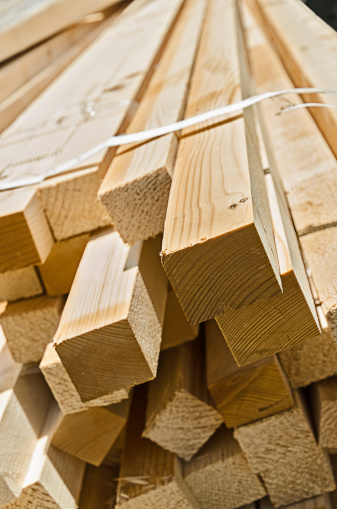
304 0 337 30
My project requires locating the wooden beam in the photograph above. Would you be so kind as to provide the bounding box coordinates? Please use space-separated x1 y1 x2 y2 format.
183 425 266 509
98 0 206 245
235 391 336 507
0 188 54 272
12 400 85 509
242 2 337 237
310 376 337 452
38 233 89 296
215 173 319 365
0 295 64 364
54 231 165 402
161 285 199 351
205 320 294 428
161 0 282 324
249 0 337 158
78 464 119 509
143 339 223 461
40 342 129 415
0 266 42 302
116 384 200 508
51 398 130 466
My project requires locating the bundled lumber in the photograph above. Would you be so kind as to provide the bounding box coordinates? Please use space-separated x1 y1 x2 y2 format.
0 295 64 363
205 320 294 428
183 425 266 509
143 339 222 461
54 232 166 402
235 391 336 506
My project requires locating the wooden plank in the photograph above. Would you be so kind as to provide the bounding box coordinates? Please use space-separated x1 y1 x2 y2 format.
183 425 266 509
51 398 130 466
0 295 64 364
161 285 199 351
98 0 206 245
143 340 223 461
38 233 89 296
0 188 54 272
215 173 319 365
161 0 282 324
11 399 85 509
103 427 126 466
54 231 165 402
40 342 129 415
116 384 200 508
78 464 119 509
0 266 42 302
311 376 337 452
259 494 333 509
205 320 294 428
0 367 52 506
249 0 337 158
0 0 184 242
242 2 337 237
235 391 336 507
0 0 125 62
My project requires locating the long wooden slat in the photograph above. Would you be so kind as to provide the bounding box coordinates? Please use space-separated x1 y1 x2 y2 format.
216 173 319 365
243 2 337 237
98 0 206 245
161 0 282 325
183 426 266 509
205 320 294 428
40 342 129 414
249 0 337 158
0 0 124 62
0 266 42 302
143 340 222 461
0 0 184 245
54 232 166 402
0 295 64 364
235 391 336 507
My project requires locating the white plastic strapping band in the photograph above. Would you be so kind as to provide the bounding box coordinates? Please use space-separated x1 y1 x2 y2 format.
1 87 336 191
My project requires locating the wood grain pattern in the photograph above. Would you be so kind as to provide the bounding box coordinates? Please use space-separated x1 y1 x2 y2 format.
0 188 54 272
183 426 265 509
243 3 337 237
250 0 337 158
54 231 164 402
143 340 223 461
51 398 130 466
0 295 64 364
116 384 199 508
98 0 206 245
206 320 294 428
40 342 129 415
259 493 334 509
161 285 199 351
38 233 89 296
216 173 319 365
0 266 42 302
78 464 119 509
235 391 336 507
161 0 282 324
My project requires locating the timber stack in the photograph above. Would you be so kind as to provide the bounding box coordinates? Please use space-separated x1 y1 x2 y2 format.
0 0 337 507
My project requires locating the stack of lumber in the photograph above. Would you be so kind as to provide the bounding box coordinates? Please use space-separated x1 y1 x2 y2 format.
0 0 337 507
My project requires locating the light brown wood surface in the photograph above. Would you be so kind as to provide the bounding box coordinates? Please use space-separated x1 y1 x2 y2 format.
38 233 89 296
1 295 64 364
143 340 223 461
78 464 119 509
161 285 199 351
259 493 334 509
40 342 129 415
250 0 337 158
161 0 282 324
311 376 337 452
98 0 206 245
51 398 130 466
116 385 200 508
235 391 336 507
54 231 164 402
183 425 266 509
206 320 294 428
216 173 319 365
0 266 42 302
